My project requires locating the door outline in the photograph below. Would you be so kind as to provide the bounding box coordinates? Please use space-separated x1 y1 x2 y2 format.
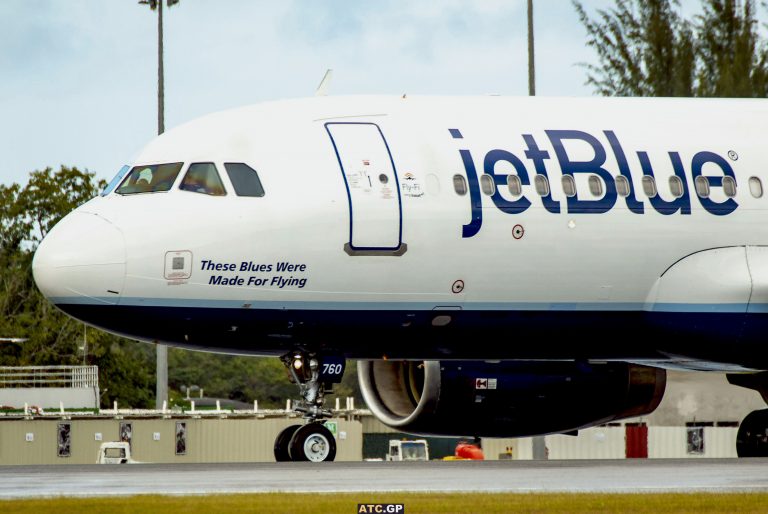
325 122 407 256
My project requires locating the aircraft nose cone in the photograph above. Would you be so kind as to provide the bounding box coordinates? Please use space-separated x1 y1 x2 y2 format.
33 212 126 305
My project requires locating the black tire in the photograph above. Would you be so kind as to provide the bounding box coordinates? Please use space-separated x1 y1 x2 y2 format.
737 409 768 458
274 424 301 462
289 423 337 462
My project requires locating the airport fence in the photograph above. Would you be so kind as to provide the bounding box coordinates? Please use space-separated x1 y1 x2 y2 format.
0 366 98 389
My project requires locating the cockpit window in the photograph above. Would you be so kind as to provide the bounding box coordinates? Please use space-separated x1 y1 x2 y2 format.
180 163 226 196
224 163 265 197
115 163 183 195
101 165 130 196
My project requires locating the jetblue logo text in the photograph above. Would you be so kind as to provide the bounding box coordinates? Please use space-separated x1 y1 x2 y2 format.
358 504 404 514
450 128 739 238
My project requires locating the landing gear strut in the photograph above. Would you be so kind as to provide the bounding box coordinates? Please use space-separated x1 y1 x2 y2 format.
273 351 345 462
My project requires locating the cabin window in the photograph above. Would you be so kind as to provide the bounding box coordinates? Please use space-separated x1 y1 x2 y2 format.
453 174 468 196
507 175 522 196
669 176 684 198
534 175 550 196
722 176 737 198
116 162 184 195
615 176 630 197
561 175 576 197
588 175 603 197
480 174 495 196
224 163 265 197
642 176 657 198
749 177 763 198
695 175 710 198
180 163 226 196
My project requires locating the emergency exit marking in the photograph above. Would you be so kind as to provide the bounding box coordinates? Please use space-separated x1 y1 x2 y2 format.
325 421 338 437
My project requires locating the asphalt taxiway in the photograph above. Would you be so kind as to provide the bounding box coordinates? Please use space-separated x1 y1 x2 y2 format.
1 459 767 498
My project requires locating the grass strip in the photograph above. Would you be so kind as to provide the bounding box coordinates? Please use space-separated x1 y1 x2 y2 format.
1 492 767 514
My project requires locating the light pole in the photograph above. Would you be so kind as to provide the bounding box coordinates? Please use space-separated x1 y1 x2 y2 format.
138 0 179 135
527 0 547 460
527 0 535 96
138 0 179 410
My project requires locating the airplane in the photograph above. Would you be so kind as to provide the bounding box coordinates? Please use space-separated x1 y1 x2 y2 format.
32 95 768 461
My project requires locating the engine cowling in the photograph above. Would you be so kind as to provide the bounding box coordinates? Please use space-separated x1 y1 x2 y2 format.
358 360 666 437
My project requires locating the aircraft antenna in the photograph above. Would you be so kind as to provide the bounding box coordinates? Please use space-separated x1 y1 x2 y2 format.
315 69 334 96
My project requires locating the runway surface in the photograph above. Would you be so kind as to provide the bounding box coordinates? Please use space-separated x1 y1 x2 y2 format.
0 459 766 498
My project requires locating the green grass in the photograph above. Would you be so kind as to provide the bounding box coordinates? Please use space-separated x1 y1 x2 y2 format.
1 493 767 514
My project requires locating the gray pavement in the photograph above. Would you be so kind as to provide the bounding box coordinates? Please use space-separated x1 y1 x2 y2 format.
0 459 767 498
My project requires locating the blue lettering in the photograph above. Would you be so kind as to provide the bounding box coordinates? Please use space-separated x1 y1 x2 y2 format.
209 275 243 286
276 262 307 272
448 127 739 237
270 276 308 289
546 130 617 214
451 129 483 238
637 151 691 215
483 149 531 214
605 131 644 214
691 151 738 216
523 134 560 213
247 276 267 286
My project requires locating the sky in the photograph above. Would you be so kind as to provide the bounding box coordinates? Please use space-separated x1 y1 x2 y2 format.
0 1 762 186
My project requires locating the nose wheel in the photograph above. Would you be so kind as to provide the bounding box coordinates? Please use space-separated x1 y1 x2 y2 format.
274 424 301 462
275 351 345 462
274 423 337 462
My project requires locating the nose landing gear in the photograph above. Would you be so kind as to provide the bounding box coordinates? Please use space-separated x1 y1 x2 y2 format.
274 351 345 462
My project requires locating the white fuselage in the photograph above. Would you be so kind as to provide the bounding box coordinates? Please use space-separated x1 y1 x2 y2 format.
32 96 768 369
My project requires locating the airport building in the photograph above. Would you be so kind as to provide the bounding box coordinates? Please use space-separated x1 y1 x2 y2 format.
0 367 763 464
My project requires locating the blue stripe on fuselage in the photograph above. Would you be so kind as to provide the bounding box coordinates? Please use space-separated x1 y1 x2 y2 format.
48 296 756 313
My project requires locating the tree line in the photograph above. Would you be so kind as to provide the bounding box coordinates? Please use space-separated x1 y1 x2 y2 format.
574 0 768 97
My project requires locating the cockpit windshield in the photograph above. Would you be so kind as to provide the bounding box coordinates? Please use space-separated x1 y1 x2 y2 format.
115 163 183 195
101 165 130 196
180 163 226 196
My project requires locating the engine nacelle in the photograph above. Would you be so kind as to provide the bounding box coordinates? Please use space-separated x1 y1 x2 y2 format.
358 360 666 437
